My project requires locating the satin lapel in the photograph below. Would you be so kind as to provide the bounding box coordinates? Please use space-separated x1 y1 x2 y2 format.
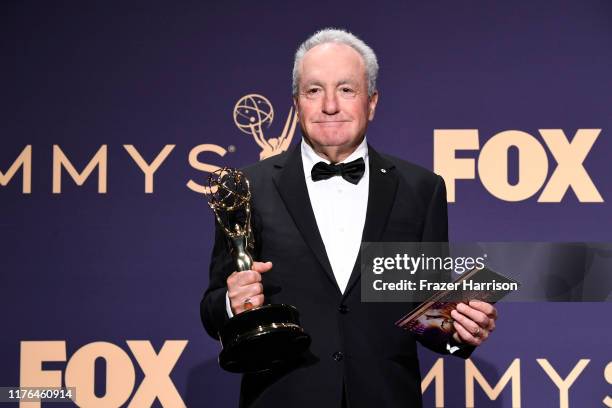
342 146 399 299
272 145 340 293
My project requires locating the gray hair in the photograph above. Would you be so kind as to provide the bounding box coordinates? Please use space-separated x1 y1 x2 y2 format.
292 28 379 97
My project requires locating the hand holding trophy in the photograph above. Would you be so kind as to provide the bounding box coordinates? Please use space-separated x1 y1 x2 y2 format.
205 168 311 373
226 260 272 314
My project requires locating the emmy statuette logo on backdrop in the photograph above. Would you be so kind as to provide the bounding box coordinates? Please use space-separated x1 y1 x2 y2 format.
233 94 298 161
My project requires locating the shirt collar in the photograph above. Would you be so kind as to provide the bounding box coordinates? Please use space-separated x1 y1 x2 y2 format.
301 136 369 180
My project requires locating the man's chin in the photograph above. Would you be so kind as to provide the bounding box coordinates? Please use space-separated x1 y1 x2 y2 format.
304 132 361 147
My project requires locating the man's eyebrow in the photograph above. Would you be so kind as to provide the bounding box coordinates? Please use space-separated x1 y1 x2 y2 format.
301 78 358 88
301 80 323 88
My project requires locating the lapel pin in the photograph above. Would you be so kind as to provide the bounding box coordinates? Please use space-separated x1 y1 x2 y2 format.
380 168 387 173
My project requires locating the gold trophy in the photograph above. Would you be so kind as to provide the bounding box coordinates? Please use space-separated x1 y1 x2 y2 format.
205 168 311 373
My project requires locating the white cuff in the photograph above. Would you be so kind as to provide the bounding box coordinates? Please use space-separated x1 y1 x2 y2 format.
446 341 461 354
225 291 234 318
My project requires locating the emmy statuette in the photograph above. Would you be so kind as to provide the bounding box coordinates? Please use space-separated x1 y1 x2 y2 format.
205 168 311 373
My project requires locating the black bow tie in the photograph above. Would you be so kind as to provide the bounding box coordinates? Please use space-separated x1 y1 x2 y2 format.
311 157 365 185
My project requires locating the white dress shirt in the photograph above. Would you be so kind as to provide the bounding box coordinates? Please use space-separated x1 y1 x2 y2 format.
301 137 369 293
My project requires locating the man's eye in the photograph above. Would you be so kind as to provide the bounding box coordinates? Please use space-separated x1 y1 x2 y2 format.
307 88 320 94
340 87 355 94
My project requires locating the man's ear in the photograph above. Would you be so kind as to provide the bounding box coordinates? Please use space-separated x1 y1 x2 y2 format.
293 97 299 117
368 91 379 121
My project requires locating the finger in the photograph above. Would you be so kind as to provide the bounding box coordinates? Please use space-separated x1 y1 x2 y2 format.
451 309 481 336
233 293 265 315
453 309 490 341
469 300 498 319
226 271 240 286
230 281 264 304
231 294 251 314
230 296 245 314
456 302 490 328
235 270 262 286
229 282 263 301
234 302 252 314
252 261 273 273
249 294 264 308
245 282 264 297
488 319 496 332
453 320 481 346
227 271 258 290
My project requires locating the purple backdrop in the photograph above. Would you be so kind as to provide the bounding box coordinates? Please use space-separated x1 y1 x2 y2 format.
1 1 611 407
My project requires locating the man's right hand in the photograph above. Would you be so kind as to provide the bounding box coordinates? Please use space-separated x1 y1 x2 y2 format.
227 261 273 314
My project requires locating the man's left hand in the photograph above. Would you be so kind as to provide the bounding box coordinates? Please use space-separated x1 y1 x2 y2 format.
450 300 498 346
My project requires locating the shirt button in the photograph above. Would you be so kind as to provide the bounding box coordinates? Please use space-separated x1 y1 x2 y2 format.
338 304 349 314
332 351 344 362
337 188 343 193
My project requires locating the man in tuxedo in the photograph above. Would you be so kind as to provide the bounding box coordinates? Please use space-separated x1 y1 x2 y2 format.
201 28 498 408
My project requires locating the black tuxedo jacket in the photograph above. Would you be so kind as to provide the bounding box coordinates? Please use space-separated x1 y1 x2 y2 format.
201 144 471 408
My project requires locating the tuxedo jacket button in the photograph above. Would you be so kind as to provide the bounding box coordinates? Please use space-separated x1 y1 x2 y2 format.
332 351 344 362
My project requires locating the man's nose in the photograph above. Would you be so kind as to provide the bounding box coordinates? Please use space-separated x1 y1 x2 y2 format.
322 92 339 115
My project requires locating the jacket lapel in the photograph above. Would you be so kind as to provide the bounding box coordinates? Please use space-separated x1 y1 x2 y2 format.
342 146 398 299
272 145 340 293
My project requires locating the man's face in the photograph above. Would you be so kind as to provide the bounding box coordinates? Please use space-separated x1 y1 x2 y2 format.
294 43 378 157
